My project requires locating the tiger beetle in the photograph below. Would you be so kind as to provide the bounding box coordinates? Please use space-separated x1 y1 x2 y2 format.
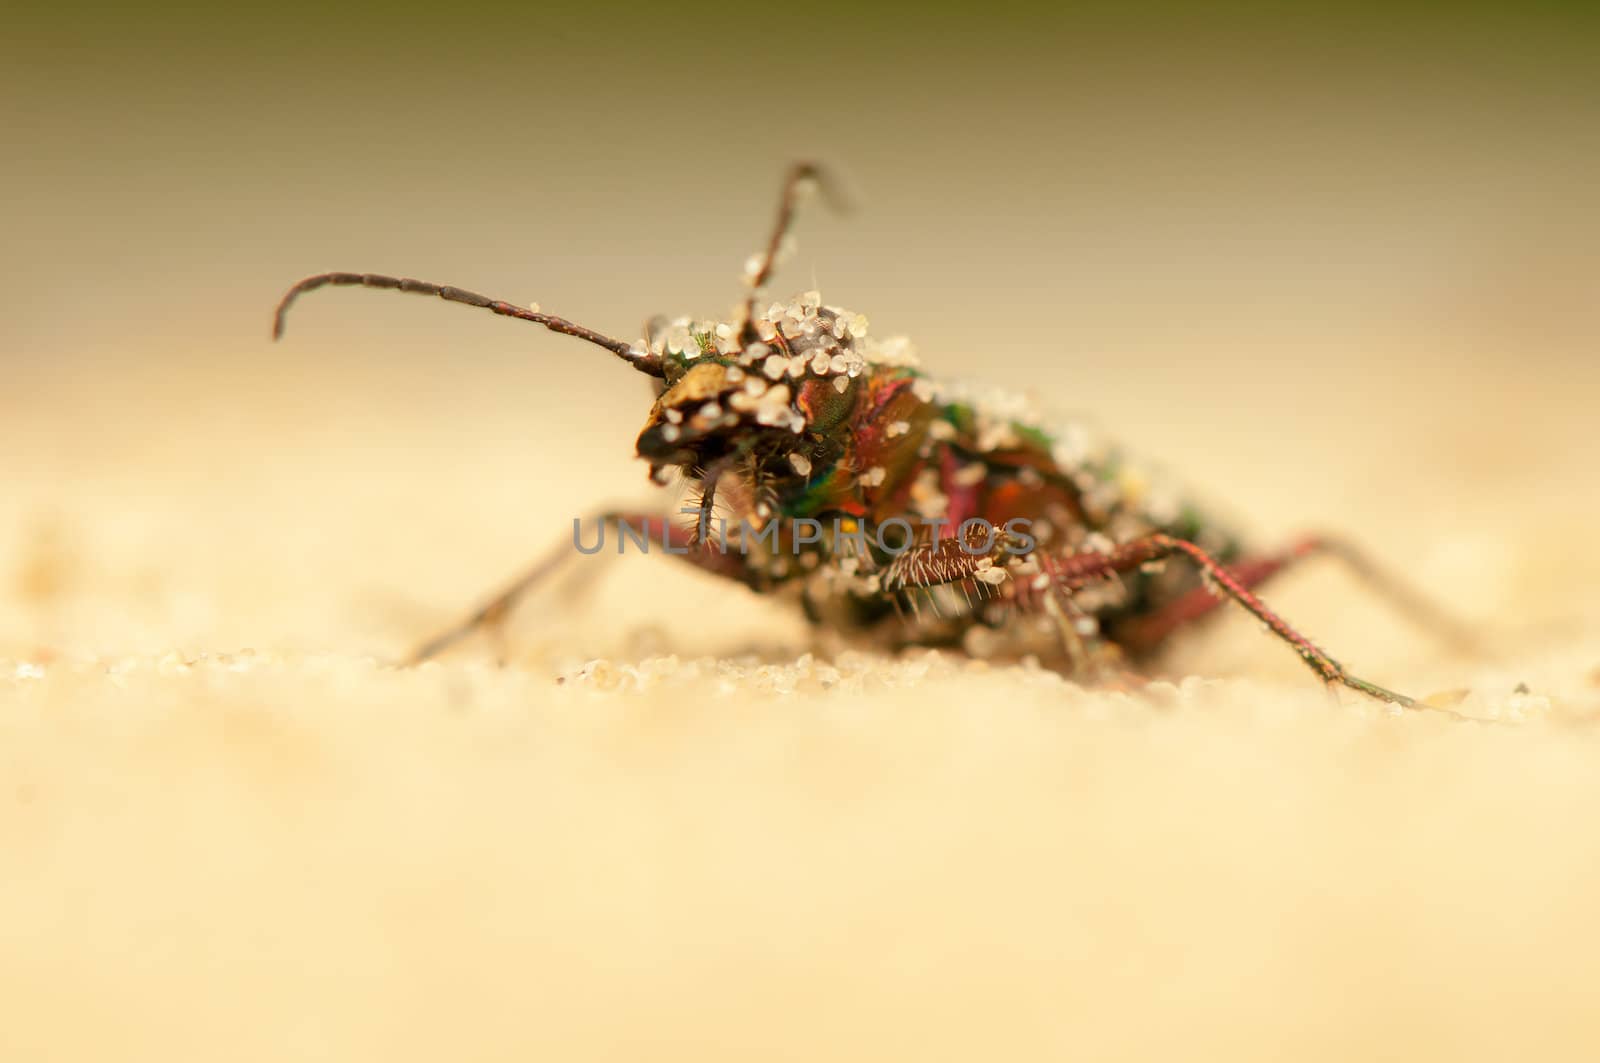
273 164 1475 712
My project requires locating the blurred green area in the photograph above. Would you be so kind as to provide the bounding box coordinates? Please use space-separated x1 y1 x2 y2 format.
3 0 1594 391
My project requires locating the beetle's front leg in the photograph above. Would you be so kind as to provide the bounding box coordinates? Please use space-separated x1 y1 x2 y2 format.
878 525 1017 596
877 530 1114 676
406 510 754 665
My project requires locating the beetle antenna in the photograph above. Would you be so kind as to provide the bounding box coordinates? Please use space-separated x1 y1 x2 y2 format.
740 162 850 342
272 272 663 377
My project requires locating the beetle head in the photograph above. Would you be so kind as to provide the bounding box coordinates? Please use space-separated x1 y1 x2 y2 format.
634 297 871 480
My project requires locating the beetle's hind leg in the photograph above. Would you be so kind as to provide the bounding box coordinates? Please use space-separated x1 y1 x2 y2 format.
1114 534 1480 657
1307 535 1482 654
1037 533 1451 710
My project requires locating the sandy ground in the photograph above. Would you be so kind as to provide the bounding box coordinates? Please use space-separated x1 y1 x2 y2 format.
3 325 1599 1062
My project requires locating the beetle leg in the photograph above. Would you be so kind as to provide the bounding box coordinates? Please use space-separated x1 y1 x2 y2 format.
405 537 569 666
1112 549 1306 653
1114 534 1480 656
879 527 1013 596
1036 533 1437 709
1298 535 1482 654
405 510 752 665
872 532 1127 678
1040 587 1092 675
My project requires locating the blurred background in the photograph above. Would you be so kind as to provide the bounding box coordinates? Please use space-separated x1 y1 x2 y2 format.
4 3 1600 1060
10 4 1598 363
3 0 1597 659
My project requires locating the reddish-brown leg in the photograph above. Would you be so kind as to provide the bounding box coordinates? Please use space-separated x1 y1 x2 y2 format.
405 510 751 665
1036 534 1418 707
1113 547 1310 652
1114 534 1477 656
